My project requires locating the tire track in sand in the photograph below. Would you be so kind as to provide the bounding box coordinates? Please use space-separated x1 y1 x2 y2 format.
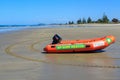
5 38 120 68
5 39 49 63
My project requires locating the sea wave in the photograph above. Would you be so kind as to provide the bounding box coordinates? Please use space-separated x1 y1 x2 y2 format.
0 25 48 33
0 26 29 33
0 25 74 33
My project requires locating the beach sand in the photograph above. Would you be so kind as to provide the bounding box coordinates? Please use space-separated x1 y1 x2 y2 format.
0 25 120 80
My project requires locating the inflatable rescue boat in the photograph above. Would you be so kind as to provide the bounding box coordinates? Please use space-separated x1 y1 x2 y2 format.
44 35 115 53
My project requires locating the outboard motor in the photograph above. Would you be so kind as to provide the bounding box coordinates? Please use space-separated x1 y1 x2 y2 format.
52 34 62 44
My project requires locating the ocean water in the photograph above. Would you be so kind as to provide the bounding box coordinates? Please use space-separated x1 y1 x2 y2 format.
0 26 26 33
0 25 49 33
0 25 74 33
0 25 82 33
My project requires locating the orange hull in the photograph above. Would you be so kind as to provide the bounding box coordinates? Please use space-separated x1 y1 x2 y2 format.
44 35 115 53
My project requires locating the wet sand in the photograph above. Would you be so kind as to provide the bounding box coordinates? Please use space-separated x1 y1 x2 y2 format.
0 25 120 80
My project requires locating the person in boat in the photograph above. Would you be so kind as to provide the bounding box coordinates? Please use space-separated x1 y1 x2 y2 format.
52 34 62 44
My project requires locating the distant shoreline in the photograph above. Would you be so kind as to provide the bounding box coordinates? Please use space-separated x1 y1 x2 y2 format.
0 23 120 34
55 23 120 27
0 23 120 27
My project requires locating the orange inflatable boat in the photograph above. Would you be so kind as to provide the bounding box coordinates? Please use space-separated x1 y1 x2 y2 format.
44 35 115 53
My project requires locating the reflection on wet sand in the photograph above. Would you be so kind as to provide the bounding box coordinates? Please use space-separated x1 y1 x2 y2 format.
45 52 114 67
1 26 120 80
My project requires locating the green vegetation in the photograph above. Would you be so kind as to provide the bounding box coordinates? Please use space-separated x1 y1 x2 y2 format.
68 13 120 24
112 18 119 23
77 19 82 24
87 17 92 23
68 21 74 24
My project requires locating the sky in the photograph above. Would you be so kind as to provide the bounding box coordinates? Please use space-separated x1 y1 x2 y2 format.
0 0 120 25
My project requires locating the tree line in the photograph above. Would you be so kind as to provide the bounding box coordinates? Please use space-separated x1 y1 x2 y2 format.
68 14 119 24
